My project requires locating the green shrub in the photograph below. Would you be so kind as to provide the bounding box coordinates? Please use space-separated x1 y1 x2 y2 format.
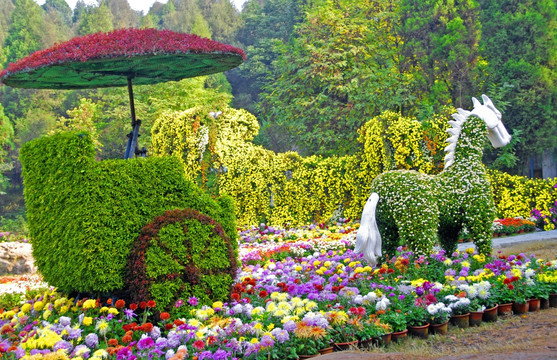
20 132 237 296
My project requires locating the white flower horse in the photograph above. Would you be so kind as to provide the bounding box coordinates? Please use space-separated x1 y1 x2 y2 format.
355 95 511 265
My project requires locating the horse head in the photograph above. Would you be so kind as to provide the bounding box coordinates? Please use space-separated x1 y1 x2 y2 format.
470 94 512 148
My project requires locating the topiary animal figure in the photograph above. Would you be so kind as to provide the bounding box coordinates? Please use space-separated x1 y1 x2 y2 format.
355 95 511 262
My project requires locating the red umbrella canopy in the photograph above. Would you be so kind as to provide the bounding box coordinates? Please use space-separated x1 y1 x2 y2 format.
0 28 246 89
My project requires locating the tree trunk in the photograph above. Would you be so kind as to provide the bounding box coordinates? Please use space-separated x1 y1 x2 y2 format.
542 149 557 179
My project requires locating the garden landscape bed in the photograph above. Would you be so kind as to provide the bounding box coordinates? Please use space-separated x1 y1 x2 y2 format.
1 223 557 360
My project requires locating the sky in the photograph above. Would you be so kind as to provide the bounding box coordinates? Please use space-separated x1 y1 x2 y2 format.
35 0 247 14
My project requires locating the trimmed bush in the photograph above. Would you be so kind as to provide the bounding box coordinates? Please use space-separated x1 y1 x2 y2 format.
19 132 237 295
126 209 237 310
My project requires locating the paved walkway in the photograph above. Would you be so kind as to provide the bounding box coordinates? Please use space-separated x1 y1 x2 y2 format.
458 229 557 251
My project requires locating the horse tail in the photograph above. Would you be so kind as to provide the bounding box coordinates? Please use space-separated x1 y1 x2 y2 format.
355 192 382 265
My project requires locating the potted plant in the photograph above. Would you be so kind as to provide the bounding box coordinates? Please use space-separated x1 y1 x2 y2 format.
292 322 325 358
427 302 451 335
356 316 391 348
329 320 359 350
406 304 429 338
379 309 407 335
444 294 472 328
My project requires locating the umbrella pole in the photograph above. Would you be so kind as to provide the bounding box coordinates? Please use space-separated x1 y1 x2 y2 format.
124 76 143 159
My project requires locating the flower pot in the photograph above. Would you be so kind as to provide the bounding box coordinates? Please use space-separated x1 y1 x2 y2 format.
430 321 448 335
450 313 470 328
498 303 513 316
528 298 540 312
483 305 498 322
549 294 557 308
540 298 549 310
333 340 358 351
318 347 334 355
380 333 391 346
407 323 429 339
358 338 374 350
469 311 483 327
391 329 408 342
512 301 528 314
298 354 319 359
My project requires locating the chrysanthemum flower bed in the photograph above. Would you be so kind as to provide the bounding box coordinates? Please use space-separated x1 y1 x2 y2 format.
1 223 557 360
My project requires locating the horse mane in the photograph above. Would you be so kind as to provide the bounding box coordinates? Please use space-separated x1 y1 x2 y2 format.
443 108 470 170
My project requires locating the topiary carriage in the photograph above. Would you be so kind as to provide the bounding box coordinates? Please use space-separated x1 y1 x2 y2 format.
19 132 238 310
2 29 246 310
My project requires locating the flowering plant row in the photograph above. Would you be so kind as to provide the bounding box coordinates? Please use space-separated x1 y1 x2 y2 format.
491 218 536 236
1 224 557 360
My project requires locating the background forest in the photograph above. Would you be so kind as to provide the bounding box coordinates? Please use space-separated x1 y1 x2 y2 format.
0 0 555 228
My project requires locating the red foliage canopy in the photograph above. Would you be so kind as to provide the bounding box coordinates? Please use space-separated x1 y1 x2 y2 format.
0 28 245 89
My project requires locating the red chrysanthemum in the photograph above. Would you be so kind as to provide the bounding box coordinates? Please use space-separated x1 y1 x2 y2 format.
122 335 132 344
147 300 156 308
192 340 205 351
160 312 170 321
258 290 268 298
114 300 126 309
142 323 154 333
139 301 147 309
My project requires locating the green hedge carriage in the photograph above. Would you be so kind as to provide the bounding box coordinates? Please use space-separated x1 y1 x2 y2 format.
1 29 246 310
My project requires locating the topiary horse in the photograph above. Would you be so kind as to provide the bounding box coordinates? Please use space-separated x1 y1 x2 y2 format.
355 95 511 263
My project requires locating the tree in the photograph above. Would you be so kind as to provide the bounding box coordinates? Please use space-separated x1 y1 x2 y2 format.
2 0 44 66
41 0 72 47
198 0 241 43
140 13 156 29
105 0 139 29
229 0 302 115
191 13 212 38
479 0 557 176
72 0 87 24
258 0 411 155
43 0 72 27
77 1 114 35
0 0 15 48
161 0 203 33
50 98 104 153
0 104 14 193
399 0 482 109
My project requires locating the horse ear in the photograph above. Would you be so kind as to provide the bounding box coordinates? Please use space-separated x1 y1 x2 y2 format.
481 94 493 107
472 97 481 108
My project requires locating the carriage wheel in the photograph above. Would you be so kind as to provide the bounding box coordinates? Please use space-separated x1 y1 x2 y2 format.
126 208 237 310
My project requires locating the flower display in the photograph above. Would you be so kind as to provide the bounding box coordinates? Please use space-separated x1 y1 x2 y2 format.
1 223 557 359
0 28 246 80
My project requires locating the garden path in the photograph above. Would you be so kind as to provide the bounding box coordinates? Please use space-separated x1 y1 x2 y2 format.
458 229 557 251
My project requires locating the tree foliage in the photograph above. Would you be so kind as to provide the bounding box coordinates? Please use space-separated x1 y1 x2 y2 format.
258 0 411 156
399 0 483 108
479 0 556 171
